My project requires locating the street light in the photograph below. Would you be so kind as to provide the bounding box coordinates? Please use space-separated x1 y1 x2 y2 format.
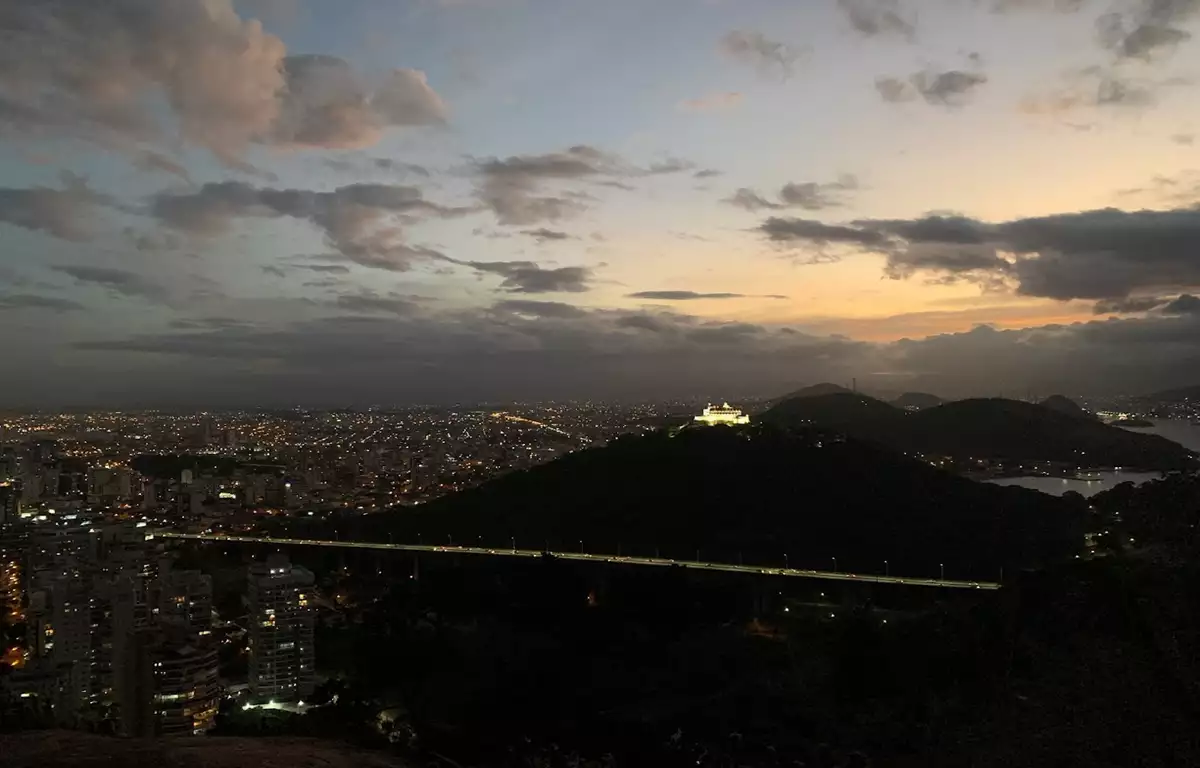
940 562 945 580
784 553 789 570
510 536 516 551
884 560 889 577
831 557 838 572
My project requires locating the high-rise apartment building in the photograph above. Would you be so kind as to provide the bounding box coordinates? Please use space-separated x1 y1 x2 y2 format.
248 554 315 701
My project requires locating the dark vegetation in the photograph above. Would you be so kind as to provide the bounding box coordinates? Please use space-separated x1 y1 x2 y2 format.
1037 394 1098 421
353 423 1081 576
759 392 1195 469
891 392 943 410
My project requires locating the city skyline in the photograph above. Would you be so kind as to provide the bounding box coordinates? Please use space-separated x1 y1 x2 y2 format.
4 0 1200 404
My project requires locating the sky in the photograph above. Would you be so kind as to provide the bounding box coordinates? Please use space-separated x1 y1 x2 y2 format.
4 0 1200 406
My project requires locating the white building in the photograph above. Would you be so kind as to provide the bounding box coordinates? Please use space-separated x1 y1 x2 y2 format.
693 403 751 426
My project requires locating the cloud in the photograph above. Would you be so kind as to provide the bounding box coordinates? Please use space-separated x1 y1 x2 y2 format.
151 181 467 270
757 217 890 248
725 176 857 212
471 145 689 225
461 261 594 293
876 69 988 105
724 188 782 211
694 169 723 179
680 92 744 111
333 292 421 315
0 174 108 241
1160 293 1200 314
912 70 989 104
522 228 573 242
838 0 916 39
627 291 787 300
1022 68 1162 114
991 0 1085 11
0 294 86 312
133 151 193 183
1097 1 1200 60
774 206 1200 302
875 77 916 103
1093 296 1168 314
719 31 802 79
53 265 162 300
472 145 615 225
492 300 589 318
0 2 446 167
1172 133 1195 145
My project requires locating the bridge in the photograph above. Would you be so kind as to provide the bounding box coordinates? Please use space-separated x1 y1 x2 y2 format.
151 531 1001 590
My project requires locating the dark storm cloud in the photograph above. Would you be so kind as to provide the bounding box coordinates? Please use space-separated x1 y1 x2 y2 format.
687 322 763 344
1161 293 1200 314
461 261 593 293
1097 0 1200 60
0 175 108 241
0 2 448 167
150 181 467 271
787 206 1200 301
53 265 162 300
0 294 85 312
1093 296 1168 314
837 0 916 39
719 31 803 79
491 300 589 319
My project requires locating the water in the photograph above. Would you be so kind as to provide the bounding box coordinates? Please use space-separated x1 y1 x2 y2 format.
987 470 1162 497
1118 418 1200 453
985 418 1200 497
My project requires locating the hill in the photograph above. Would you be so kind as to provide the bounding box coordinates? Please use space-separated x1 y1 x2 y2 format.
361 423 1081 574
892 392 943 410
777 382 852 399
758 392 906 435
1139 384 1200 403
760 395 1194 469
1038 394 1098 421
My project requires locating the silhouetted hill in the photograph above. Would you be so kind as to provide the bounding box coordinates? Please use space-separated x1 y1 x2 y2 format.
760 394 1193 469
1038 394 1098 421
892 392 944 410
362 424 1081 574
779 382 852 399
1139 384 1200 403
903 399 1191 467
759 392 905 435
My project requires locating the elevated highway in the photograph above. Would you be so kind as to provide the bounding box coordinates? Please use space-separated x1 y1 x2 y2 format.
151 531 1001 590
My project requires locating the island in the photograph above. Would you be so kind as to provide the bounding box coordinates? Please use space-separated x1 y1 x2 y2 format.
1111 418 1155 428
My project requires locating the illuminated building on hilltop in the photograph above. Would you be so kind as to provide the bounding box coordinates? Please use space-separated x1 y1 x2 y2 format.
694 403 751 427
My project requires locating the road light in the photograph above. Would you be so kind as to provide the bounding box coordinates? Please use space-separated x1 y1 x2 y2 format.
510 536 516 551
831 557 838 572
940 562 945 580
784 553 789 569
884 560 889 577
